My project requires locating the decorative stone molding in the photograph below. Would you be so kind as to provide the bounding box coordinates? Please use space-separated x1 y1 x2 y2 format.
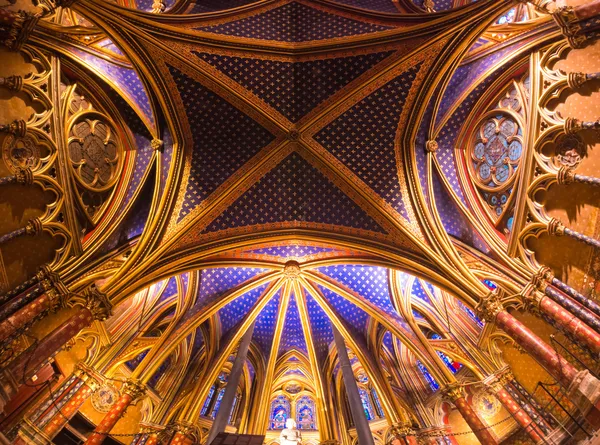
0 119 26 138
122 378 146 401
390 423 414 439
283 260 301 279
14 167 33 185
425 140 438 153
2 11 40 52
0 75 23 91
557 166 576 185
151 138 163 151
25 217 42 236
547 218 565 236
441 383 464 402
475 292 504 323
71 284 113 321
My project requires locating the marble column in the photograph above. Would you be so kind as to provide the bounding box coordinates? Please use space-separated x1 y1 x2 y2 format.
0 284 66 345
0 218 41 246
477 293 600 428
84 378 146 445
333 326 375 445
6 287 112 381
390 424 418 445
507 379 557 430
206 322 254 445
167 422 196 445
13 365 98 443
522 290 600 355
548 218 600 250
483 376 545 443
442 385 497 445
0 168 32 186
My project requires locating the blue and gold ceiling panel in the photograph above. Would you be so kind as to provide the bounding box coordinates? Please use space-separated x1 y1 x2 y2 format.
305 289 335 363
202 152 387 234
329 0 399 13
278 294 308 356
195 2 393 42
253 289 283 356
316 265 396 316
197 267 270 305
166 65 277 222
314 63 422 221
317 285 370 335
219 283 270 337
185 0 260 14
194 50 394 123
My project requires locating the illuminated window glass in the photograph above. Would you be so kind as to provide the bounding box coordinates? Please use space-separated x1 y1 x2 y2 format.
211 387 225 419
296 396 316 430
270 395 290 430
457 301 484 328
436 350 463 374
417 360 439 391
228 395 238 425
359 389 375 420
371 389 384 418
200 385 216 416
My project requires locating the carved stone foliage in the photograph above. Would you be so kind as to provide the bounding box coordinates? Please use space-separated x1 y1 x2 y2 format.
467 78 527 226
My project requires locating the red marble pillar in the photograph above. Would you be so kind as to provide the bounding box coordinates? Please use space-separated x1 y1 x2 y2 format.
84 379 145 445
444 387 497 445
478 294 600 428
168 431 195 445
537 294 600 354
145 433 160 445
43 381 93 438
0 291 60 343
493 387 544 443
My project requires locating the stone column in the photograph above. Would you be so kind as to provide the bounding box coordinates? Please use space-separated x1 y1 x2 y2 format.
333 326 375 445
553 1 600 48
532 268 600 333
0 281 68 344
14 364 98 443
167 422 196 445
0 286 111 412
390 424 418 445
0 218 41 246
206 322 254 445
441 384 497 445
145 433 160 445
84 378 146 445
548 218 600 250
477 293 600 429
483 376 545 443
521 290 600 355
0 268 45 307
0 168 32 186
506 378 557 430
0 10 40 51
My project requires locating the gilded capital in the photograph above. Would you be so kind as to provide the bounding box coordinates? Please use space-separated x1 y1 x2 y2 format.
14 167 33 185
441 383 464 402
557 166 576 185
0 119 27 137
390 423 414 439
547 218 565 236
122 378 146 400
0 75 23 91
72 284 113 321
475 292 504 323
25 218 42 236
425 140 438 153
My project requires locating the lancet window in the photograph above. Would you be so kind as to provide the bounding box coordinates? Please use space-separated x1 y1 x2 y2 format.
270 395 291 430
295 396 316 430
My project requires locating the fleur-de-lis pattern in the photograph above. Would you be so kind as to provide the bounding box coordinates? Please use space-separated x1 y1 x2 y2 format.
196 2 392 42
195 51 393 122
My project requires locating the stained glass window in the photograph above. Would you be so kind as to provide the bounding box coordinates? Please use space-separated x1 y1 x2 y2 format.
483 279 497 290
211 387 225 419
458 301 484 328
296 396 316 430
436 350 462 374
417 360 439 391
371 389 384 418
228 395 238 425
200 385 216 416
359 389 375 420
270 395 290 430
430 333 443 340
